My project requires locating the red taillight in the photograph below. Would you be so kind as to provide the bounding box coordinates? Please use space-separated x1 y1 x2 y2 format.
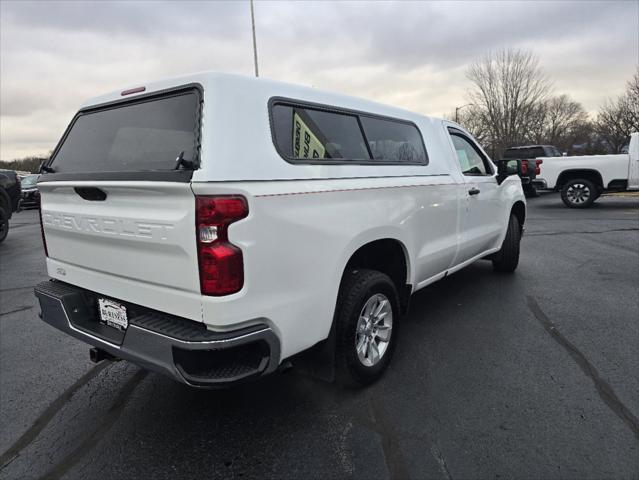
521 161 528 175
196 196 248 296
38 208 48 257
535 159 543 175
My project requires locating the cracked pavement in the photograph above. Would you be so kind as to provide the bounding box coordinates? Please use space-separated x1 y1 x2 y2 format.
1 193 638 479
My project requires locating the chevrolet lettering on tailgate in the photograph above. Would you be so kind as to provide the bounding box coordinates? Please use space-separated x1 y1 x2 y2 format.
42 212 175 241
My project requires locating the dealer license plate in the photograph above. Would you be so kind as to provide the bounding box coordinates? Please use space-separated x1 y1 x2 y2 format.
98 298 128 331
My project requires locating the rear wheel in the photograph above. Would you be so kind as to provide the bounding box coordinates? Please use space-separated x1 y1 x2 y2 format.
334 269 399 387
0 207 9 244
561 178 596 208
492 214 520 273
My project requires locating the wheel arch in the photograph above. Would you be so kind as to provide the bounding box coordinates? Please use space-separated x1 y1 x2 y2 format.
294 235 411 382
556 169 604 189
341 237 412 313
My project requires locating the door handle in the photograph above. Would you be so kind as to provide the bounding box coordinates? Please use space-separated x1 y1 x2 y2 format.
468 187 481 196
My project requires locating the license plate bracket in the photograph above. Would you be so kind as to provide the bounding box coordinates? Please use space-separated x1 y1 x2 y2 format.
98 298 128 331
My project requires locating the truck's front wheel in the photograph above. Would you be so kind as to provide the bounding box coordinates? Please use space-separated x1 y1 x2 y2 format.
492 214 521 273
561 178 596 208
334 269 399 387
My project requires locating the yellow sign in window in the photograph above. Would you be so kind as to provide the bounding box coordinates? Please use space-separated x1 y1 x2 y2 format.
293 111 325 159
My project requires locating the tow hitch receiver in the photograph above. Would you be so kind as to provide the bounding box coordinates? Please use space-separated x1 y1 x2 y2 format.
89 347 117 363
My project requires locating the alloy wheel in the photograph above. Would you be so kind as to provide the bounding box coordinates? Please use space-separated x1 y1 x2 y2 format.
566 183 591 205
355 293 393 367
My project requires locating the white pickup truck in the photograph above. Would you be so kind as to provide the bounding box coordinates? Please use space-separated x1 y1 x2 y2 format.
533 133 639 208
34 72 525 387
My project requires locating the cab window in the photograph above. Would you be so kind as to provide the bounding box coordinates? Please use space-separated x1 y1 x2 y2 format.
448 129 492 176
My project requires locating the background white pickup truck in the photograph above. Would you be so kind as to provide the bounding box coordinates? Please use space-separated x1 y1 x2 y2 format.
34 72 526 387
534 132 639 208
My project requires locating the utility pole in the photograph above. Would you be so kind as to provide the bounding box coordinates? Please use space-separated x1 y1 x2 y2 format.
250 0 259 77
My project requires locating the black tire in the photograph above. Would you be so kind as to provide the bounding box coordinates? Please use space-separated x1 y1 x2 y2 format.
334 269 400 387
524 184 539 198
0 206 9 244
561 178 596 208
492 214 520 273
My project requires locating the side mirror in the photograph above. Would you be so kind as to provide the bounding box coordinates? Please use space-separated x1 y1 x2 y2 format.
496 159 521 184
505 160 520 175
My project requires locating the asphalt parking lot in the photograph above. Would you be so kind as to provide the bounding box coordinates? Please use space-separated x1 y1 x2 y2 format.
1 193 638 480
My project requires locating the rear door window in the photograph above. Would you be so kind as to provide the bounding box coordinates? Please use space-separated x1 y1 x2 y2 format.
50 89 201 173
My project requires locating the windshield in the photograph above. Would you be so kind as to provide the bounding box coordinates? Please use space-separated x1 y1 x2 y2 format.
21 175 39 187
50 89 200 173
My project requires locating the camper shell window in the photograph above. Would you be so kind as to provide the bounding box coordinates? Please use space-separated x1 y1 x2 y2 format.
269 99 428 165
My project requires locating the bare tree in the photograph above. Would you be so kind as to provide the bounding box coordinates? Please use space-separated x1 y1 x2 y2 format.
626 67 639 131
466 48 552 158
0 155 49 173
596 67 639 153
596 98 635 153
530 95 590 153
446 105 493 149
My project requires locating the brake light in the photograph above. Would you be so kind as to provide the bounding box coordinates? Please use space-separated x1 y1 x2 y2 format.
196 196 248 296
121 86 146 96
38 208 48 257
535 159 543 175
521 161 528 175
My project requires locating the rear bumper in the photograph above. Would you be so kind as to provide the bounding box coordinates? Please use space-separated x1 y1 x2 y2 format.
19 198 40 208
20 190 40 207
532 179 548 189
34 280 281 387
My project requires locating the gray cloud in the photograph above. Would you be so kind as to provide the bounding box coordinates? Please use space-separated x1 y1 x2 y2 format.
2 0 248 38
1 0 637 160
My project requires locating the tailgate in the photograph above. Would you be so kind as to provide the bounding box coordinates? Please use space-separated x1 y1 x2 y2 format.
39 181 202 320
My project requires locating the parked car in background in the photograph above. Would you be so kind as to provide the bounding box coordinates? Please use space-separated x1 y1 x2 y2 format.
534 133 639 208
501 145 562 197
19 174 41 209
0 169 21 243
34 72 526 388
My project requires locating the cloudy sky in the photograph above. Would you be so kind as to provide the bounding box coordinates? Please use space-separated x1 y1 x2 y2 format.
1 0 637 160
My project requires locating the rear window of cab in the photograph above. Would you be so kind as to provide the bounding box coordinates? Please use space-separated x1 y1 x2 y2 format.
270 100 428 165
